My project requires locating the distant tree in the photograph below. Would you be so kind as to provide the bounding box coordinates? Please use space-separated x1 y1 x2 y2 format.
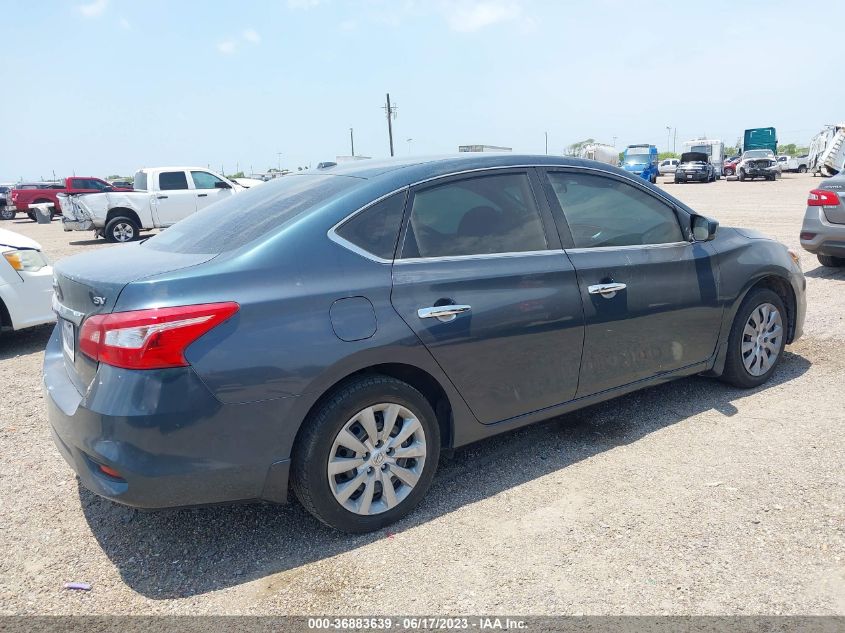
658 152 679 160
226 171 245 179
776 144 808 156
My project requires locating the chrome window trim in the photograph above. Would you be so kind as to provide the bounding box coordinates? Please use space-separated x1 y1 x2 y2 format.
52 295 85 326
395 249 565 265
565 241 691 254
326 163 688 263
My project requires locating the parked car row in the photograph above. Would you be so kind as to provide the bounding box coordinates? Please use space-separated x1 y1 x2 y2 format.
1 178 131 221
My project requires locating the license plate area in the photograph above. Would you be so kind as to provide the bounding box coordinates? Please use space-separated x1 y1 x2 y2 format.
61 319 75 362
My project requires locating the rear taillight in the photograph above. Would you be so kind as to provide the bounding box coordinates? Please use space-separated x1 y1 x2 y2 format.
79 302 239 370
808 189 841 206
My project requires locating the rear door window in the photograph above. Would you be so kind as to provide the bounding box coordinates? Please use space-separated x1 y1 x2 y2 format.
335 190 407 260
159 171 189 190
401 172 547 258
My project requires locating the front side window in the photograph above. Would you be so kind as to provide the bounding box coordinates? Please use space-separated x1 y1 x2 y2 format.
191 171 226 189
335 190 407 260
159 171 189 190
401 173 547 258
547 172 684 248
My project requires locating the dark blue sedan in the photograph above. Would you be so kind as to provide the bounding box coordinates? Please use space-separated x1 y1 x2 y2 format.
44 154 806 532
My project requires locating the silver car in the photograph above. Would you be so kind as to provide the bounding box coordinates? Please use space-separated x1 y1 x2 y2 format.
800 173 845 267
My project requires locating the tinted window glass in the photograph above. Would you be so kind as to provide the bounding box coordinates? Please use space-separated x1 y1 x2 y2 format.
547 172 684 248
143 175 358 254
335 190 407 260
402 173 547 258
191 171 226 189
159 171 189 190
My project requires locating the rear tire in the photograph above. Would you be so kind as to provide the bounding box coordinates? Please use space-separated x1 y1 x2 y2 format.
798 166 807 174
738 169 746 181
291 375 440 533
818 254 845 267
720 288 787 389
104 215 139 243
26 211 36 221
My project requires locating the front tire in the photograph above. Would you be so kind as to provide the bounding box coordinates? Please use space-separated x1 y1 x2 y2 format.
818 254 845 267
104 215 139 243
0 206 14 221
291 375 440 533
738 169 746 182
721 288 787 389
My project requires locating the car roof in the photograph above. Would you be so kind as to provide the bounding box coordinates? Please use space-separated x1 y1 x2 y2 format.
317 153 618 182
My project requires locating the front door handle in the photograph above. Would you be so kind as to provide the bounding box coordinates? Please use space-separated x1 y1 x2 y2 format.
156 195 168 199
197 193 208 197
418 304 472 322
588 282 626 298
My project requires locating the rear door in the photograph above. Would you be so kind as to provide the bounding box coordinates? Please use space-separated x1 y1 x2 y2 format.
390 169 585 425
539 168 723 397
154 170 197 225
190 170 236 211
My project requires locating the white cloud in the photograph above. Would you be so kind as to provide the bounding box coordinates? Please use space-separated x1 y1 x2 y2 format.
243 28 261 44
119 17 131 30
439 0 524 32
217 40 237 54
338 19 358 32
286 0 322 8
77 0 108 18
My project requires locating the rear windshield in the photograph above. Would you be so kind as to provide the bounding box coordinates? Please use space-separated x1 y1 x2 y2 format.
142 174 360 254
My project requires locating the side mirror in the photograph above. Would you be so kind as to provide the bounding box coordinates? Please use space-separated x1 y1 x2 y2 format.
691 214 719 242
215 181 232 189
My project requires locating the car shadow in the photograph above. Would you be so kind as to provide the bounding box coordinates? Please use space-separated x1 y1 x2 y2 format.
0 324 53 361
68 238 106 246
79 351 810 599
803 264 845 279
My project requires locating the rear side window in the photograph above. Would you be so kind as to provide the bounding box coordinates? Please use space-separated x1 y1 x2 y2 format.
142 175 359 254
159 171 189 190
401 173 547 258
335 190 407 260
547 172 684 248
134 171 148 191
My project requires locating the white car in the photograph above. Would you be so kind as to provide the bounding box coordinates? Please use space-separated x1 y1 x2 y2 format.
0 228 55 332
658 158 679 175
59 167 243 243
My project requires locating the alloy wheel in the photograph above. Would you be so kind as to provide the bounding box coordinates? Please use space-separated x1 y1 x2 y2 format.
327 403 427 516
741 302 783 376
111 222 135 242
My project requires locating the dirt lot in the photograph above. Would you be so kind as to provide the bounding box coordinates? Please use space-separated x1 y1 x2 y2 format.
1 173 843 615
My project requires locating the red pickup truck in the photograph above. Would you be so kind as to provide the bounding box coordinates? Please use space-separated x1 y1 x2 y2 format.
8 177 131 221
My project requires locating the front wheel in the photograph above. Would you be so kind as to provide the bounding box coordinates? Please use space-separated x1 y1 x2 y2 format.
818 254 845 267
291 375 440 533
104 215 140 242
738 169 746 182
0 206 14 221
721 288 787 389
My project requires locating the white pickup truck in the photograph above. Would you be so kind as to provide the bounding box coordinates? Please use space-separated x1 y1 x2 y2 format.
59 166 242 242
776 155 809 173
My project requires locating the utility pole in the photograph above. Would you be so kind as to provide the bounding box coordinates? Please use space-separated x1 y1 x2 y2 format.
612 136 617 147
673 128 677 154
350 127 355 156
277 152 282 172
666 125 671 154
545 132 548 155
383 93 396 157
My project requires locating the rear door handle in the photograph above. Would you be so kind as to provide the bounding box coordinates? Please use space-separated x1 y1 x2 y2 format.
588 282 626 298
417 304 471 322
156 195 168 199
197 193 208 197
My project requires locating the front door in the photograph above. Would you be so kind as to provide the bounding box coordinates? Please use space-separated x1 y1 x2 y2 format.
190 170 236 211
153 170 197 226
541 169 723 397
390 169 585 425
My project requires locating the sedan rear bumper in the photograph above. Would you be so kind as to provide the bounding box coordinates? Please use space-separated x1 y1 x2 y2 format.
800 207 845 256
43 326 295 508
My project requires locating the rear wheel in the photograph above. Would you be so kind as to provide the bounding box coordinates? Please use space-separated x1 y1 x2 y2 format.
291 375 440 533
721 288 787 389
798 165 807 174
0 206 14 221
26 211 36 221
818 254 845 267
104 215 139 243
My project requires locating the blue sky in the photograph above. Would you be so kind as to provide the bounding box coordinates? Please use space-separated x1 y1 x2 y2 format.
1 0 840 181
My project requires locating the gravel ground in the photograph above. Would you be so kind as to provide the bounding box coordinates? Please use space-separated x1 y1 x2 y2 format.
0 173 843 615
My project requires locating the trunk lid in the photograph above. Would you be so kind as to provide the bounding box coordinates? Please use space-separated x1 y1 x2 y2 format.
52 243 217 393
820 176 845 224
